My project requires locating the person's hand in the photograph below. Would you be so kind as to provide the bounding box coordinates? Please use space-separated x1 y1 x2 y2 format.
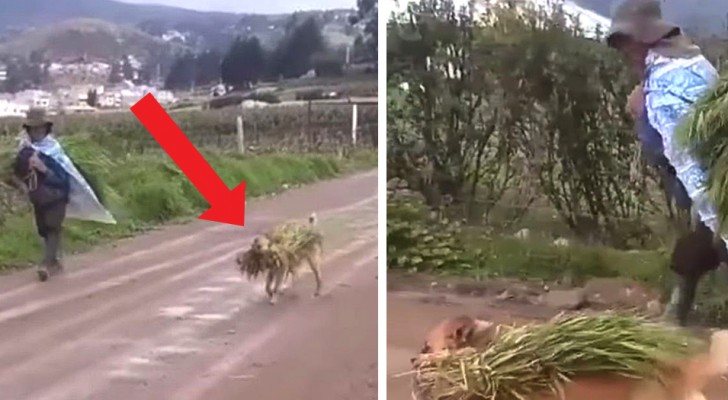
29 152 48 173
627 84 644 118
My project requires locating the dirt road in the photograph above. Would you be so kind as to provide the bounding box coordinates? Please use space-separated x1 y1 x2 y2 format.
0 171 378 400
387 275 728 400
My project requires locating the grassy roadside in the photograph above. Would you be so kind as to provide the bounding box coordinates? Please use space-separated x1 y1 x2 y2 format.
387 199 670 287
388 198 728 325
0 144 376 271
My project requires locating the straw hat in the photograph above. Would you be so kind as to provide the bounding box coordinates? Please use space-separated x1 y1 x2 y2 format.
606 0 681 48
22 107 53 129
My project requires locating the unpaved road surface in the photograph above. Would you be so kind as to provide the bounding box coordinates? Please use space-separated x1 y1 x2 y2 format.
0 171 377 400
387 275 728 400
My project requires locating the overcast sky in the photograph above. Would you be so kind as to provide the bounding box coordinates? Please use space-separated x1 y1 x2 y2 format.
118 0 356 14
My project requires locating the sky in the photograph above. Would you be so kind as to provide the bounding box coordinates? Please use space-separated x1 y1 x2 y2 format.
118 0 357 14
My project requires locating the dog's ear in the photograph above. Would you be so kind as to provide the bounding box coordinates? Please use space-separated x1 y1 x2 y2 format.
419 341 432 355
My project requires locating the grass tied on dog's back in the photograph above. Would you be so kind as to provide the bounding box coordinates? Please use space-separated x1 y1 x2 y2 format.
268 221 323 260
412 313 705 400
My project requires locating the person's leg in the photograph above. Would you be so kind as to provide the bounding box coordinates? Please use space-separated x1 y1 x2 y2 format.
675 273 700 326
42 203 66 273
32 205 51 281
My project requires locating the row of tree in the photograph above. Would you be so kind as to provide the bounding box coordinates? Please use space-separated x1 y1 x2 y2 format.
164 15 336 91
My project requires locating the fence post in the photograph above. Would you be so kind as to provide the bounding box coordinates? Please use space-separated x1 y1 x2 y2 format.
351 103 358 146
236 115 245 154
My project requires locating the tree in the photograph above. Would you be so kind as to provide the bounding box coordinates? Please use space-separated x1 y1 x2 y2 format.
313 53 344 77
270 17 325 79
108 62 123 84
86 89 98 107
194 50 222 86
1 56 47 93
221 37 266 89
164 53 196 90
122 56 135 81
350 0 378 62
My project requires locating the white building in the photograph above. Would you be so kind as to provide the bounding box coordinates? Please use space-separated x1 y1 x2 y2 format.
0 99 29 117
0 63 7 82
14 90 52 109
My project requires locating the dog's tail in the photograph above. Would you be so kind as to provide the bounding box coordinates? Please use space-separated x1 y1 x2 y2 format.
309 212 317 226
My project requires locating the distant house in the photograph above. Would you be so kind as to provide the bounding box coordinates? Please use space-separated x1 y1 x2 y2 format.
210 84 226 97
15 90 52 109
0 99 29 118
0 63 7 82
98 92 121 109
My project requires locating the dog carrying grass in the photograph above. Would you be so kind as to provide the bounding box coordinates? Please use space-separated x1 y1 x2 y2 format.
237 213 323 304
411 313 728 400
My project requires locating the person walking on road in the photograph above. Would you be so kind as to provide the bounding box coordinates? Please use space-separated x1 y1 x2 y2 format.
11 108 71 281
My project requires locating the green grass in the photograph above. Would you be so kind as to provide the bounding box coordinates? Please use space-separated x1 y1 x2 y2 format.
387 198 670 288
0 146 376 271
462 235 669 288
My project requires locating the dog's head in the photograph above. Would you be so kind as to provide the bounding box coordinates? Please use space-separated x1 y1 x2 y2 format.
252 236 271 252
419 315 498 355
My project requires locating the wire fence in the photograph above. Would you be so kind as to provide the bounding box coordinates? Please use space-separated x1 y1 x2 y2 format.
0 102 378 154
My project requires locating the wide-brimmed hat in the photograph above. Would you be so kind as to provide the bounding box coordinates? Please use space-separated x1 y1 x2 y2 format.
22 107 53 129
606 0 681 48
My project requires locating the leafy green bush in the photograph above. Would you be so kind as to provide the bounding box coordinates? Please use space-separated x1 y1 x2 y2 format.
387 199 470 272
246 91 281 104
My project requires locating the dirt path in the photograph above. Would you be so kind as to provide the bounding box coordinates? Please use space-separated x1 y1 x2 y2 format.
387 274 728 400
0 171 377 400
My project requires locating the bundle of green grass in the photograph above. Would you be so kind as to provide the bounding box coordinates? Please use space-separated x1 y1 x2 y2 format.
239 221 322 278
266 221 323 265
678 72 728 233
412 313 705 400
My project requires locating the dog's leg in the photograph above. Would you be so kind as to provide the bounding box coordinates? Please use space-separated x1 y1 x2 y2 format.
308 257 322 297
265 271 274 303
270 269 285 305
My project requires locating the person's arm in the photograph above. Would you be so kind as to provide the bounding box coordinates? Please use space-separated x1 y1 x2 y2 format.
33 154 70 188
9 156 28 195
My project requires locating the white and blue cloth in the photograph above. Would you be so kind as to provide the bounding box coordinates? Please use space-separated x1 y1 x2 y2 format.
643 50 723 243
18 133 116 224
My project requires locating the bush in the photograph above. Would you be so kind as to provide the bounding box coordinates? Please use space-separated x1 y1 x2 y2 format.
295 89 328 101
245 91 281 104
314 58 344 78
208 93 244 109
387 199 470 272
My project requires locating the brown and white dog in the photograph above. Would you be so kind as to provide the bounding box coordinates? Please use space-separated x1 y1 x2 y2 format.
413 315 728 400
236 213 323 304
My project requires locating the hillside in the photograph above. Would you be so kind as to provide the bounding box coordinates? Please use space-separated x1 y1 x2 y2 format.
0 0 240 33
0 0 360 53
0 19 188 62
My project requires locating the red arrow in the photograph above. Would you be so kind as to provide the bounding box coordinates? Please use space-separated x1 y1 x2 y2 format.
130 94 246 226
